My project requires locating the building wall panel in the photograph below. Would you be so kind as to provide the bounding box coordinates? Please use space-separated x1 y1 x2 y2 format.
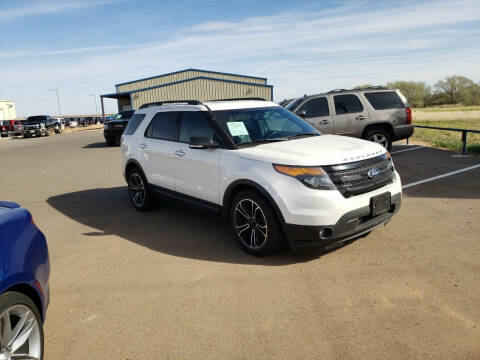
131 78 271 109
117 69 266 93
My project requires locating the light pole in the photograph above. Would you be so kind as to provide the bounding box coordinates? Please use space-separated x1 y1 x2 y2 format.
89 94 98 116
50 89 62 117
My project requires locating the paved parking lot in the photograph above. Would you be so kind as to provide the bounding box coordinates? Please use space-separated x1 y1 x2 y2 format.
1 131 479 359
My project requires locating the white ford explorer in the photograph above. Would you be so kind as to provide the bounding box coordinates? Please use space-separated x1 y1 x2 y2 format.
121 99 402 256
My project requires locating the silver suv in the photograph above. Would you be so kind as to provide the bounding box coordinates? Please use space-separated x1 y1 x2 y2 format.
285 87 413 150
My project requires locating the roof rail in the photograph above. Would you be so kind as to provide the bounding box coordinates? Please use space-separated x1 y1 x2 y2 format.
327 89 348 94
327 86 388 94
139 100 203 109
208 97 266 102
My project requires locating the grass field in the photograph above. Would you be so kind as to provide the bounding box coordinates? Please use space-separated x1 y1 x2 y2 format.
411 107 480 154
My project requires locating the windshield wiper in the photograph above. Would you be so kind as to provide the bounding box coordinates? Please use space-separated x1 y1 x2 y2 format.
287 133 319 138
251 137 289 143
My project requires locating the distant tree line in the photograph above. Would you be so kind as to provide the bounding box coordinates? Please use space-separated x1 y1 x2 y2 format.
357 76 480 107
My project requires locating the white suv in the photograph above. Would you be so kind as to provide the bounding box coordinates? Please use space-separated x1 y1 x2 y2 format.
121 99 402 256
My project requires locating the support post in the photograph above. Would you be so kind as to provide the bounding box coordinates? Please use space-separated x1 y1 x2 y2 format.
461 131 467 155
101 96 105 122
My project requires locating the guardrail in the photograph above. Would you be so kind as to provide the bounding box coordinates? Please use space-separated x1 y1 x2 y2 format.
411 125 480 155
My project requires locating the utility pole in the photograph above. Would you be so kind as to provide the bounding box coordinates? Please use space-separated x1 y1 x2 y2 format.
90 94 98 116
50 89 62 117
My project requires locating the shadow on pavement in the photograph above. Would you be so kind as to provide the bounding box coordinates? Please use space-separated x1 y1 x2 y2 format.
47 187 332 265
82 142 112 148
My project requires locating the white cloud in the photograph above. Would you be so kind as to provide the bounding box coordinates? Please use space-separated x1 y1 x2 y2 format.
1 0 480 115
0 0 120 21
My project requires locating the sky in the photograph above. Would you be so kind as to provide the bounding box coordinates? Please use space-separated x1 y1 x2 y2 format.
1 0 479 117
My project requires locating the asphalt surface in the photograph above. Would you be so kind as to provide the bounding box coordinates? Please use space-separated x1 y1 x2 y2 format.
1 131 479 359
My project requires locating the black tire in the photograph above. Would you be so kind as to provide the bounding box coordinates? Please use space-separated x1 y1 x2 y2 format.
364 129 392 151
106 139 116 146
0 291 44 359
230 190 285 256
127 167 152 211
0 134 7 138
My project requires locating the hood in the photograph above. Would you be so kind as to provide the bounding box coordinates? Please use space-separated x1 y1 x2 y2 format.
237 135 386 166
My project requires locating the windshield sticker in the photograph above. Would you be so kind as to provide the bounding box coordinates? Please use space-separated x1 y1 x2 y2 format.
226 122 249 136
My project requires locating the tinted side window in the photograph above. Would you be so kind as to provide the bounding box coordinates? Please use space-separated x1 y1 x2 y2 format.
124 114 146 135
145 112 180 141
179 111 214 143
334 95 363 114
297 97 329 117
364 92 405 110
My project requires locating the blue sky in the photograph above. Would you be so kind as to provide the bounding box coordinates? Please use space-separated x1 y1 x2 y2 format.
1 0 479 116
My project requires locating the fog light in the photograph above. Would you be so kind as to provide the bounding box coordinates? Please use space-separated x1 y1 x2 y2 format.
318 227 334 239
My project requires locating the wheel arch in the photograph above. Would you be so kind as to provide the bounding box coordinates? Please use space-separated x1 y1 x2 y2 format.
5 283 44 322
124 159 146 182
361 122 394 139
222 180 286 226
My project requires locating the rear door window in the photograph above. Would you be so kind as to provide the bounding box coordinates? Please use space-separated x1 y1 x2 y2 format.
364 92 405 110
334 95 364 114
145 112 181 141
296 97 329 117
124 114 146 135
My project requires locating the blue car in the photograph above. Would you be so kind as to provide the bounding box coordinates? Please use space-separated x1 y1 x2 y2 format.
0 201 50 360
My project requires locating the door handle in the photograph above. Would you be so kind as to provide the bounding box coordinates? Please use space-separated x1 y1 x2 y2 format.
322 120 331 125
175 150 185 157
139 143 147 149
355 115 367 120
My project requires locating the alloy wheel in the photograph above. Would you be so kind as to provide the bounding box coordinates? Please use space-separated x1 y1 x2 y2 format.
129 173 146 207
0 305 41 360
369 133 388 148
234 199 268 249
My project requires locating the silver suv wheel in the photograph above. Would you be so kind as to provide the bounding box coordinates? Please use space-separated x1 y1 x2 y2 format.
129 173 146 207
368 133 388 148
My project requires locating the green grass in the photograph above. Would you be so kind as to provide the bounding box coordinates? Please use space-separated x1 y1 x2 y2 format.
411 119 480 154
414 106 480 112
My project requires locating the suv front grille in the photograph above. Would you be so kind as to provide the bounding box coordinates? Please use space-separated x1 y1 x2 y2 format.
324 154 394 197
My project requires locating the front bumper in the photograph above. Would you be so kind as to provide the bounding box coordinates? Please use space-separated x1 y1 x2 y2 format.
23 128 46 135
285 192 401 250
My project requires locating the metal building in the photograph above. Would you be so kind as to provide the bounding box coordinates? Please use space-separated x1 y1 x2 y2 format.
100 69 273 117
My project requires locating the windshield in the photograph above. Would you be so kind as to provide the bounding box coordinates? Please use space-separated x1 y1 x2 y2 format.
213 106 320 146
115 110 135 120
25 116 47 124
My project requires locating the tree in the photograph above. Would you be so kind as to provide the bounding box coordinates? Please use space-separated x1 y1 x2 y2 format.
386 81 431 107
434 75 475 104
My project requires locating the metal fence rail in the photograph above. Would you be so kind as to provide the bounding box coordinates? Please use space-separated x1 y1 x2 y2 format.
412 125 480 155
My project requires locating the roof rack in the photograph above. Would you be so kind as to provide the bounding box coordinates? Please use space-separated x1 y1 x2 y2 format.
208 97 266 102
327 86 388 94
139 100 203 109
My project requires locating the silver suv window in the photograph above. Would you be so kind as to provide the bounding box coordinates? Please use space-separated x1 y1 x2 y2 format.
334 95 363 114
145 112 180 141
364 91 405 110
297 97 329 117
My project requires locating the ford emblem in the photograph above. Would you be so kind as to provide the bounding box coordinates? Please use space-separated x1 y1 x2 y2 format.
367 168 380 178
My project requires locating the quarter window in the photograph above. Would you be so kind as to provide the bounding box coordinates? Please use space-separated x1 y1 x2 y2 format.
179 111 214 143
334 95 363 114
364 91 405 110
145 112 180 141
124 114 146 135
297 97 329 117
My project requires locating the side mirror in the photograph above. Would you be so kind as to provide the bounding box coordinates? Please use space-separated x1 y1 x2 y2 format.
296 110 307 118
189 136 220 149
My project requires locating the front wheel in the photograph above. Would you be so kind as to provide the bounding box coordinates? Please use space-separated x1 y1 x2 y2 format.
364 129 392 150
230 191 284 256
0 291 44 360
127 168 152 211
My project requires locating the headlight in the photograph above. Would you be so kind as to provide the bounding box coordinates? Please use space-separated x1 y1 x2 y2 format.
273 164 336 190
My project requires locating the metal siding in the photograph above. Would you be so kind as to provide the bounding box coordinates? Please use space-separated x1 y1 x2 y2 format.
116 69 266 93
130 78 271 108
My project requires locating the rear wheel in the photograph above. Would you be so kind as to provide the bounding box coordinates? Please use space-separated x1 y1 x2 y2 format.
106 139 116 146
364 129 392 150
230 190 284 256
127 167 152 211
0 291 44 360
